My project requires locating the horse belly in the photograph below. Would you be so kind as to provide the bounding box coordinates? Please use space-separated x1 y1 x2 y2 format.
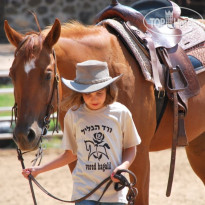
150 102 173 151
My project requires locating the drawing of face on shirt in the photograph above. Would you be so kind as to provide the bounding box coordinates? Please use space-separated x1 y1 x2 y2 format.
84 132 110 161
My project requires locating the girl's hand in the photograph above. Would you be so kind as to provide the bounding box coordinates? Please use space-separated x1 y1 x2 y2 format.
110 164 127 183
22 167 40 179
111 146 136 182
111 171 120 183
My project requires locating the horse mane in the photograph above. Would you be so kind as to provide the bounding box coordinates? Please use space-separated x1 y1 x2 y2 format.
15 21 102 62
43 21 102 39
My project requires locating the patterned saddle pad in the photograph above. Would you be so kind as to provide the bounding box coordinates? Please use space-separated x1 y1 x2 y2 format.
176 18 205 73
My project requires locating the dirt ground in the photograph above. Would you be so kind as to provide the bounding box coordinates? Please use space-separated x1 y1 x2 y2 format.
0 147 204 205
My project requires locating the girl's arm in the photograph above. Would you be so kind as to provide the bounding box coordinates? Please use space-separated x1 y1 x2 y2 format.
22 150 77 179
111 146 136 182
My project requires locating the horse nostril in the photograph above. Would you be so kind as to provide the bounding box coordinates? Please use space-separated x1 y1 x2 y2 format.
27 128 36 142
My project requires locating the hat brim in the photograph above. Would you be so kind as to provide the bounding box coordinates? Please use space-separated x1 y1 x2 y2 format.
62 74 123 93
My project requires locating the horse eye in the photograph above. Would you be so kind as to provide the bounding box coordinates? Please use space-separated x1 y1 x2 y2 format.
45 72 52 80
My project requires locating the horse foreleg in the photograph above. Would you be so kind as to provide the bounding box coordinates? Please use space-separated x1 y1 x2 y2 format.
186 132 205 185
130 145 150 205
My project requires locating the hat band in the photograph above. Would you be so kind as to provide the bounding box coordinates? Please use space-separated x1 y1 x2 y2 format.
74 77 112 85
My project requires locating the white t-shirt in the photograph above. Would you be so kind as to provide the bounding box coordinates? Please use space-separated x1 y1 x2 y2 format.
62 102 141 203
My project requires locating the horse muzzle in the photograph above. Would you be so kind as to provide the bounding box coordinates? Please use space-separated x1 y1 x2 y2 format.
13 124 42 151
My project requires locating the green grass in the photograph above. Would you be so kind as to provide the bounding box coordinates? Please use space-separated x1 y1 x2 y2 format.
0 83 14 107
0 93 14 106
0 85 14 116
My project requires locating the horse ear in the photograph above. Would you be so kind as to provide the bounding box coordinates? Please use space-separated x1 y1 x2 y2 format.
44 19 61 49
4 20 24 48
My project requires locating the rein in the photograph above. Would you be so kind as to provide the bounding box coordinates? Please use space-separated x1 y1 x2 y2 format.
17 148 137 205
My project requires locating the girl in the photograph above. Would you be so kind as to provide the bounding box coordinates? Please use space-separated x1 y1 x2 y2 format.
22 60 141 205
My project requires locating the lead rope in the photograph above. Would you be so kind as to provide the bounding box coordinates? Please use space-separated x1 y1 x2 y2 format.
17 148 137 205
17 148 37 205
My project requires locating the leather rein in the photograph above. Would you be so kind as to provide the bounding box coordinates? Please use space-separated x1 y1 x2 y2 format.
17 147 137 205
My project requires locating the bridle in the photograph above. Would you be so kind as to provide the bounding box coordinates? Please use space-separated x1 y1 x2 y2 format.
43 49 60 135
11 49 60 141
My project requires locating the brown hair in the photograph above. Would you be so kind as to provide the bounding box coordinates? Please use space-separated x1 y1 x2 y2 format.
60 83 118 111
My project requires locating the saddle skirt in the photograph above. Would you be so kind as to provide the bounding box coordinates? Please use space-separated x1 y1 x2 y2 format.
176 18 205 51
176 18 205 74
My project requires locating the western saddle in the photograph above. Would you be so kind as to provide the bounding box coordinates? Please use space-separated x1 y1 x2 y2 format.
95 0 201 197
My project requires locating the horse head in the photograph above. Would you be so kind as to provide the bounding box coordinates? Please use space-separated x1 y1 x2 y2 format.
4 19 61 151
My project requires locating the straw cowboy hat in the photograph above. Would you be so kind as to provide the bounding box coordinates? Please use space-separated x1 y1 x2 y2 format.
62 60 123 93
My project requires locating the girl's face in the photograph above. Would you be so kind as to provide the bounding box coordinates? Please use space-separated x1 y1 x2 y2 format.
82 88 107 110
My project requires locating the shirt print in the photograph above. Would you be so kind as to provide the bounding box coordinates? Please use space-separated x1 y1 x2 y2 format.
82 124 112 172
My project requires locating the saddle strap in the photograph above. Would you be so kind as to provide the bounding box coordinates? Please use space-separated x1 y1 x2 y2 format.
159 48 179 197
123 22 165 91
177 111 188 146
144 36 163 90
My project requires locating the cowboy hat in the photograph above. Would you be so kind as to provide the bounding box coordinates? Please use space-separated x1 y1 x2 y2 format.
62 60 122 93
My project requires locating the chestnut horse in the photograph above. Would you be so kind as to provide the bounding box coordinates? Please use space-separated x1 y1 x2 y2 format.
4 18 205 204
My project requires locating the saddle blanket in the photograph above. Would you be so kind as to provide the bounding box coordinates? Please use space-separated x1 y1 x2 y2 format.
176 17 205 73
98 19 153 83
176 17 205 51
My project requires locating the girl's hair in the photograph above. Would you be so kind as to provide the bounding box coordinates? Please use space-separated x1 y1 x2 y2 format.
60 83 118 111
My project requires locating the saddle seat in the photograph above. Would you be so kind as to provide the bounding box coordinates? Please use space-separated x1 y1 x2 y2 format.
95 0 182 49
